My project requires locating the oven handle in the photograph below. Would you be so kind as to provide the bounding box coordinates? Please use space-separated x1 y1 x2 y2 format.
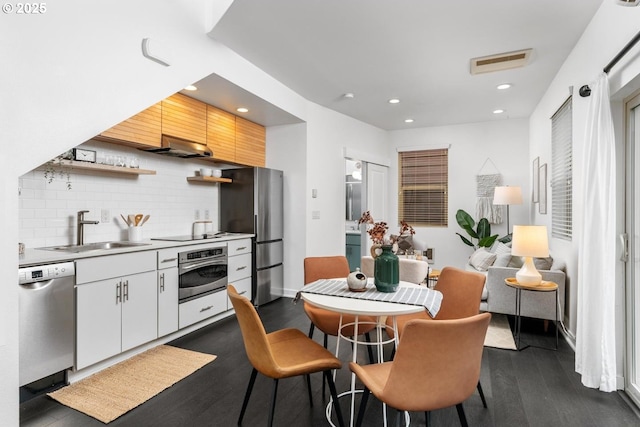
180 257 226 272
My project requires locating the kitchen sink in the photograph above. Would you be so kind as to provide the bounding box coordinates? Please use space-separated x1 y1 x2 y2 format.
39 241 151 253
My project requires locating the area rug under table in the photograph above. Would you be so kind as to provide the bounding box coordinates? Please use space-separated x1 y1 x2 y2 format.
48 345 216 424
483 313 517 350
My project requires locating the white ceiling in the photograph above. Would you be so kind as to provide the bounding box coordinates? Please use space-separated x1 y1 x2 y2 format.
195 0 605 130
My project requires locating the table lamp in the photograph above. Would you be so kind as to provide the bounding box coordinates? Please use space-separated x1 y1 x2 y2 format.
511 225 549 286
493 186 523 234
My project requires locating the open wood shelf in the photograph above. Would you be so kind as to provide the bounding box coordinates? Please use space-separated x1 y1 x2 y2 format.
187 176 232 184
59 160 156 175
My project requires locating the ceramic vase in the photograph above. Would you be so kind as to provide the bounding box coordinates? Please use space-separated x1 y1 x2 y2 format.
374 245 399 292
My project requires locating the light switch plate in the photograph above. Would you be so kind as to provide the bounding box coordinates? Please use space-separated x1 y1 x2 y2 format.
101 209 110 223
312 210 320 219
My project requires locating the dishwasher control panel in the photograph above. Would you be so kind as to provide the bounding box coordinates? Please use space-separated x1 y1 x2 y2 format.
19 262 75 285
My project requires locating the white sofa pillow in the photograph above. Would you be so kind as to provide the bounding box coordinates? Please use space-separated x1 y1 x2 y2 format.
492 252 513 267
469 248 497 271
490 241 511 255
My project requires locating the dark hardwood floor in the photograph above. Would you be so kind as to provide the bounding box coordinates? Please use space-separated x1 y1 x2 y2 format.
20 298 640 426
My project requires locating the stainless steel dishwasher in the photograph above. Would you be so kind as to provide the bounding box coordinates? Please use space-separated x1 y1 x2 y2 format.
18 261 75 387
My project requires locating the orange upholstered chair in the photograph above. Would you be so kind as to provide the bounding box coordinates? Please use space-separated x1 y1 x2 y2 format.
384 265 489 407
228 285 345 427
351 313 491 427
303 256 377 351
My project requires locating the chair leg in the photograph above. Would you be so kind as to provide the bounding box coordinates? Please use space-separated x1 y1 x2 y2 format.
455 403 469 427
306 374 313 407
477 381 487 408
425 411 431 427
308 322 315 338
355 386 370 427
267 379 279 427
322 333 329 398
238 368 258 425
324 370 345 427
364 332 375 363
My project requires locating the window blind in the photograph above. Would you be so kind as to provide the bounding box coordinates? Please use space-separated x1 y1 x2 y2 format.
551 97 573 240
398 149 448 226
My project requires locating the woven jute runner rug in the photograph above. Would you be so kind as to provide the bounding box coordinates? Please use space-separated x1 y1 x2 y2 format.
483 313 517 350
48 345 216 423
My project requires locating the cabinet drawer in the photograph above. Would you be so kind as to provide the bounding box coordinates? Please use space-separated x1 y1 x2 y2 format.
228 277 252 309
76 251 156 284
178 290 227 329
228 238 251 256
157 248 179 269
229 253 252 282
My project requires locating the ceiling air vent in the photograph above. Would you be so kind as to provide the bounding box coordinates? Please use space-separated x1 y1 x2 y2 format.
616 0 639 6
470 48 533 75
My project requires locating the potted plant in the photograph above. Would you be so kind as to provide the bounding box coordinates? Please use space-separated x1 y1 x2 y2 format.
455 209 500 249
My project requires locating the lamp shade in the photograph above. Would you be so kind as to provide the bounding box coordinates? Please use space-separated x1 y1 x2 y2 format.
493 186 523 205
511 225 549 258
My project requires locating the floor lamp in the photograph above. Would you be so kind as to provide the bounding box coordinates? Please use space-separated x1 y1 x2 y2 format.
493 186 523 235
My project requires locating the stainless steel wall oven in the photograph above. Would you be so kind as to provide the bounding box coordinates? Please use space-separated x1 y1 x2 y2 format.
178 245 227 303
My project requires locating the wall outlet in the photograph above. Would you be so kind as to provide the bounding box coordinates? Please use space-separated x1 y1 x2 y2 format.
101 209 110 223
204 209 210 220
194 209 200 220
312 210 320 219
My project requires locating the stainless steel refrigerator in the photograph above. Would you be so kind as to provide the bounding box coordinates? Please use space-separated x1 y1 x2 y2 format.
220 167 284 305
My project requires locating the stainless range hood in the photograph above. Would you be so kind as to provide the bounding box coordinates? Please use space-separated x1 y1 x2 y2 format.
142 135 212 158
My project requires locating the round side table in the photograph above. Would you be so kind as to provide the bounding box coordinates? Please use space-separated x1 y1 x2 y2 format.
504 278 559 351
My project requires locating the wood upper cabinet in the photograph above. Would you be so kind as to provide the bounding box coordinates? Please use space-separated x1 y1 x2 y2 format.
235 117 266 167
206 105 236 163
98 103 162 148
161 93 207 145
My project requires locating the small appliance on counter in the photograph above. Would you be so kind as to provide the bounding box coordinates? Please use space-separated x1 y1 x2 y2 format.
221 167 284 306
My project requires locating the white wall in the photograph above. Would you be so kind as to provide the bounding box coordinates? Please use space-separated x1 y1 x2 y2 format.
388 119 530 269
19 141 225 248
528 1 640 386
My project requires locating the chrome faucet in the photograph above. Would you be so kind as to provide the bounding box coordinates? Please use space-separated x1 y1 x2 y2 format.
77 210 99 245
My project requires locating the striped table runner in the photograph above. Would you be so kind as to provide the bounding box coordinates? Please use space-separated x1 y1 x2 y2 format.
300 279 443 318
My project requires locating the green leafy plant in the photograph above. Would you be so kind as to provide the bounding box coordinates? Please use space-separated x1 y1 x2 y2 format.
455 209 498 249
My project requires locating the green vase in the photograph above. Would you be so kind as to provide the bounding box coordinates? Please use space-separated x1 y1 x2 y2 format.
374 245 399 292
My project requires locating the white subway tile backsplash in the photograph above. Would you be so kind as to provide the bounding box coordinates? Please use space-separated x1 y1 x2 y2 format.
19 140 227 249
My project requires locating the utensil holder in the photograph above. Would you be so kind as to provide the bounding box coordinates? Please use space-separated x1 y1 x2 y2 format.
128 226 143 242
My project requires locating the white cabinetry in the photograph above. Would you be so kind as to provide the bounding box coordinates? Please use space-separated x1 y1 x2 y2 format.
227 238 252 307
157 248 179 337
76 251 157 370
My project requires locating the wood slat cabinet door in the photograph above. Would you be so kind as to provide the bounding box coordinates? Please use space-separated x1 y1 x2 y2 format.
161 93 207 144
206 105 236 163
98 103 162 148
235 117 266 167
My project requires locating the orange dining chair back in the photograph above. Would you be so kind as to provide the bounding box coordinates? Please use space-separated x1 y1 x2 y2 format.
228 285 345 427
350 313 491 427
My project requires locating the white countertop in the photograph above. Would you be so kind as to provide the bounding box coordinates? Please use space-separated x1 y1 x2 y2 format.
18 234 255 267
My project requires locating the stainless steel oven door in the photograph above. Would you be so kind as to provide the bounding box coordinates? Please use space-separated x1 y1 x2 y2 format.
178 257 228 302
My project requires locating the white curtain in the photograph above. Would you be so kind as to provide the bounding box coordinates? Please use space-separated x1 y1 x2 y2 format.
575 72 617 391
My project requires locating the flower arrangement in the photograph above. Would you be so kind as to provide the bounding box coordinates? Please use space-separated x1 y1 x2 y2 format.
358 211 415 246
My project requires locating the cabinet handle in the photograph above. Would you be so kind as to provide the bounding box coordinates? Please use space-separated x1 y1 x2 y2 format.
236 247 246 251
161 257 177 264
238 291 247 296
116 281 122 304
123 280 129 302
200 305 213 312
236 266 246 271
159 273 165 292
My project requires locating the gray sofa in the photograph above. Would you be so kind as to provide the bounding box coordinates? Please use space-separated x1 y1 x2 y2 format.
465 247 566 322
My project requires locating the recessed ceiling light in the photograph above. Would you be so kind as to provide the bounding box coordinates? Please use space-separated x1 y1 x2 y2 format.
237 107 249 113
389 98 400 104
343 93 355 99
493 109 505 114
184 85 197 91
404 118 414 123
497 83 512 90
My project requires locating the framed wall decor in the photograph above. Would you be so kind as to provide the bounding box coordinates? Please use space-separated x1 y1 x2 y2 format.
539 163 547 214
532 157 540 203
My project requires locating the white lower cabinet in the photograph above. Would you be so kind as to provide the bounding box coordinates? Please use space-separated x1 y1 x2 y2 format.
76 252 157 370
157 248 179 337
179 290 227 329
227 238 253 308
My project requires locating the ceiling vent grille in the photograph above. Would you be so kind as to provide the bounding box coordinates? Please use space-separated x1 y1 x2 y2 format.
470 49 533 75
616 0 639 6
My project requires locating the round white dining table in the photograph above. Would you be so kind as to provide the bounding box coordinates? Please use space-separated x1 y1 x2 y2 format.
301 279 426 427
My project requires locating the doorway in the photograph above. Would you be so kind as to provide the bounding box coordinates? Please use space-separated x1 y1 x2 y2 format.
625 91 640 407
